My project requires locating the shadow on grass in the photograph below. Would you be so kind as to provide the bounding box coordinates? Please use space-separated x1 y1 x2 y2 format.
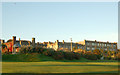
31 65 118 67
1 73 119 75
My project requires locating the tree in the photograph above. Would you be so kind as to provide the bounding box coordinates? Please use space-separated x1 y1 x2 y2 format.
93 49 101 55
73 45 78 51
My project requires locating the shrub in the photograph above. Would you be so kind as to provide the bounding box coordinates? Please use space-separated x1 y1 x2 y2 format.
19 46 48 54
35 46 43 53
104 56 111 60
84 54 97 60
52 51 64 60
64 52 74 60
19 46 27 54
43 49 55 56
74 52 81 60
96 54 102 59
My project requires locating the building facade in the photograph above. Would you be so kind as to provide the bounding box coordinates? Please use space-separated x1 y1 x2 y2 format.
47 40 85 51
78 40 117 51
2 36 48 53
1 36 118 53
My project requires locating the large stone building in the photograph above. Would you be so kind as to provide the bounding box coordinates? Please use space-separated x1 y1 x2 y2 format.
3 36 48 53
1 36 118 53
3 36 33 53
47 40 85 51
47 40 117 51
78 40 117 51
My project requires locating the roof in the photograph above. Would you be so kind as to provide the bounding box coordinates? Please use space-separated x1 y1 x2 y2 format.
85 40 117 44
7 39 31 43
13 43 21 47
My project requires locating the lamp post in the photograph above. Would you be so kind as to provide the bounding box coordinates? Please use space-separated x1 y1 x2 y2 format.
70 38 72 51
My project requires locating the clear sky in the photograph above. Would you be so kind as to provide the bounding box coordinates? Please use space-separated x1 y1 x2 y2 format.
2 2 118 43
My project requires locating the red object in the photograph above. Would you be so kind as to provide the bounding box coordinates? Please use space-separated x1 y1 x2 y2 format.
2 41 20 53
3 42 13 52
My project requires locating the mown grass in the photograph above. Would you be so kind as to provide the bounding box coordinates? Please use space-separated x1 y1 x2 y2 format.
2 62 119 73
2 54 119 74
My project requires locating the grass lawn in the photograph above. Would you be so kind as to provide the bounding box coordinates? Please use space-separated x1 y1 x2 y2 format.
2 54 118 62
2 62 119 73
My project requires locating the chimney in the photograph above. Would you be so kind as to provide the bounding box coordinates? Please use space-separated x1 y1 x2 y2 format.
19 38 21 45
32 37 35 46
48 41 50 44
12 36 16 54
37 42 39 45
63 40 65 44
1 40 5 44
95 40 96 42
13 36 16 45
56 40 59 50
56 40 59 43
56 40 59 44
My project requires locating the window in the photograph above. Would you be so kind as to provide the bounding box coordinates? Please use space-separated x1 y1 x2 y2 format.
87 42 89 46
109 44 111 47
102 44 104 46
97 48 100 50
114 44 116 47
105 44 106 46
92 47 95 50
87 47 90 50
100 43 101 46
92 43 95 46
97 43 99 46
16 49 17 52
9 44 11 48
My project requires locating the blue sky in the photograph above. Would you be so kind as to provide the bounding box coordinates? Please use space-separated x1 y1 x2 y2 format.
2 2 118 43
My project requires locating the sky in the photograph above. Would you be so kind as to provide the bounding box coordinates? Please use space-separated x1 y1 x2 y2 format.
2 2 118 43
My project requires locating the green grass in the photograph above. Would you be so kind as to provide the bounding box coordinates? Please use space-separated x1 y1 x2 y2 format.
2 54 55 62
2 62 119 73
2 54 118 62
2 54 119 73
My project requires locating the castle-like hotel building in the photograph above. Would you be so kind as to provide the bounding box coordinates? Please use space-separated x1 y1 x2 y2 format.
0 36 118 53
